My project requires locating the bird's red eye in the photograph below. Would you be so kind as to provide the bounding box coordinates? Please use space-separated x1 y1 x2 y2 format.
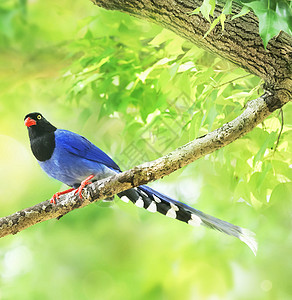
24 117 37 127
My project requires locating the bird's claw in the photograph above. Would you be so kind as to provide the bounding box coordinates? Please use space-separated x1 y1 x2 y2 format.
49 175 94 204
50 193 59 205
50 188 75 204
75 175 94 198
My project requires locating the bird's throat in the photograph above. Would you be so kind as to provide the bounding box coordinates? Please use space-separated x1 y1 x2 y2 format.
30 132 56 161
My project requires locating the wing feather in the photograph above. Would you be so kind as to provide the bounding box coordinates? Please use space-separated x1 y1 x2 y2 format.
55 129 121 171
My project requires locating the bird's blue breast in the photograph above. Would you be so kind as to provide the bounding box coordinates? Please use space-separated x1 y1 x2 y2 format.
38 129 119 187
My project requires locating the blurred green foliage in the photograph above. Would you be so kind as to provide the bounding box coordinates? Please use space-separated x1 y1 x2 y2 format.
0 0 291 299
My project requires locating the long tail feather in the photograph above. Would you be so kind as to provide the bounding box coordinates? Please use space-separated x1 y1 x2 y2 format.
118 185 257 255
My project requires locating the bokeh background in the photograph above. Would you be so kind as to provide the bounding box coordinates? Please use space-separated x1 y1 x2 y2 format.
0 1 291 299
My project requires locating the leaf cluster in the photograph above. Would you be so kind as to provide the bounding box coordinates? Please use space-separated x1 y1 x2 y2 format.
191 0 292 47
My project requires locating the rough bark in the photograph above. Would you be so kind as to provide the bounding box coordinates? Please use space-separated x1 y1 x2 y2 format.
0 0 291 238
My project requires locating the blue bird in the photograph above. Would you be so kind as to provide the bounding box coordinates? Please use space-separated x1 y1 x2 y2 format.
24 112 257 254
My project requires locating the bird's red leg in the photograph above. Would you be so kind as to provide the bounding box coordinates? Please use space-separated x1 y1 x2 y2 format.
50 175 94 203
75 175 95 198
50 188 75 204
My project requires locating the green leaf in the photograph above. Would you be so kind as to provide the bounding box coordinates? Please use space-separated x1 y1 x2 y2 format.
222 0 233 15
270 182 292 205
201 0 216 22
231 5 250 20
220 14 226 31
253 131 278 163
204 16 220 38
275 1 292 35
189 7 201 15
77 16 97 31
244 0 292 47
149 29 176 46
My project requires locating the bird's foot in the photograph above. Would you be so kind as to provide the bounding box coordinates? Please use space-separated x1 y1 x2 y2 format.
50 188 75 204
75 175 94 198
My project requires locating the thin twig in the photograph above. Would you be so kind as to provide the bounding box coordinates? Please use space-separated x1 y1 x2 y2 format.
274 108 284 153
212 74 252 88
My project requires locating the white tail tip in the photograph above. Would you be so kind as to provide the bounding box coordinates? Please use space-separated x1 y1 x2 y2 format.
239 228 258 256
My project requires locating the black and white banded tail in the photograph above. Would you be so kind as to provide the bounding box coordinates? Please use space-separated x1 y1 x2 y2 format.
118 185 257 255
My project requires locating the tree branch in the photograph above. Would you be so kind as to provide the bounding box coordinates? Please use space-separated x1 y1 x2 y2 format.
0 91 289 238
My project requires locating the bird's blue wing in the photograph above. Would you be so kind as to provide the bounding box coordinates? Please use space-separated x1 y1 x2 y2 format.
55 129 121 172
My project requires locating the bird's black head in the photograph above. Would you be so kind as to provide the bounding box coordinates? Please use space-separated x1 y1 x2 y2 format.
24 112 57 161
24 112 57 137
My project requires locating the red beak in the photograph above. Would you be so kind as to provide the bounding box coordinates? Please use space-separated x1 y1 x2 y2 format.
24 117 37 127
